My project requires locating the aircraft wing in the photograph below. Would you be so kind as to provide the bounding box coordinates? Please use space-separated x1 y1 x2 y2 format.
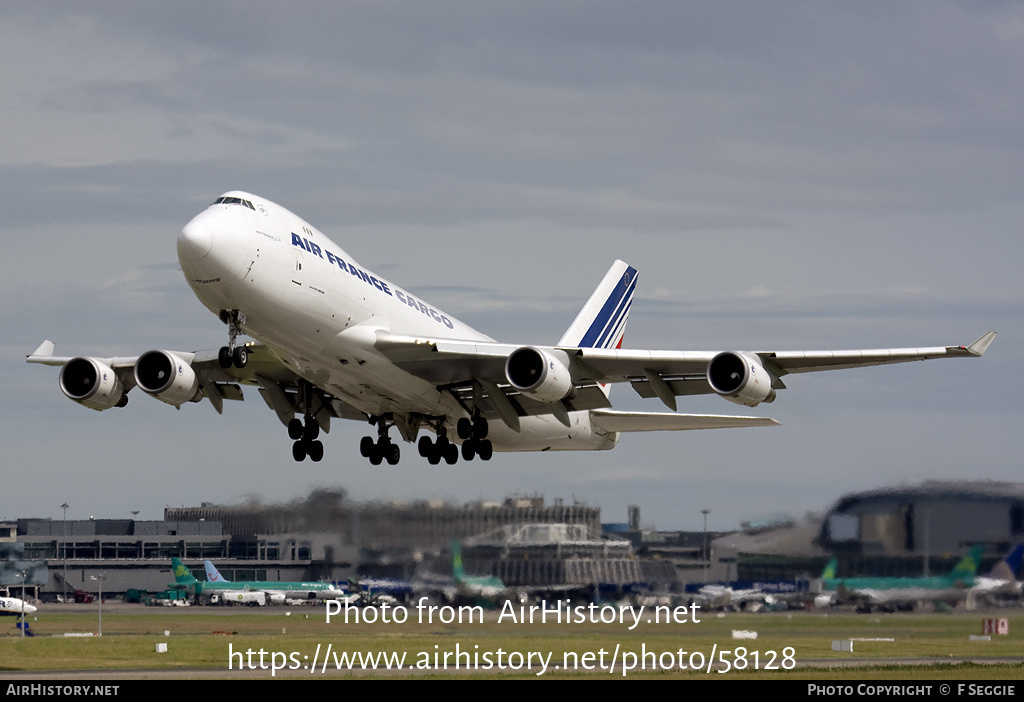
26 340 366 426
373 330 996 415
570 330 996 378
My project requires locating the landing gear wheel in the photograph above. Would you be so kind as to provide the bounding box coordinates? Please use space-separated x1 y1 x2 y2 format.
473 416 489 440
360 436 374 458
444 443 459 465
418 436 432 457
304 418 320 441
369 449 383 466
477 439 493 461
386 443 400 465
308 440 324 462
457 417 472 440
292 441 307 462
232 346 248 369
461 440 476 461
218 346 232 369
288 418 304 441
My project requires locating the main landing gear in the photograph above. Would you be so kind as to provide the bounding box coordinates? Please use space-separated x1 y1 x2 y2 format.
356 414 493 465
456 415 493 462
290 406 493 466
289 416 324 462
414 415 492 465
418 432 459 465
360 414 401 466
415 415 493 465
217 310 248 369
290 381 324 462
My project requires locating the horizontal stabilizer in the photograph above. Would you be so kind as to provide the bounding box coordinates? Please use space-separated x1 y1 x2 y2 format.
590 409 780 433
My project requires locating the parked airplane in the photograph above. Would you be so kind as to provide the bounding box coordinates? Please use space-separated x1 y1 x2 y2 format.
697 584 777 611
27 191 996 465
971 544 1024 603
818 545 985 611
203 559 348 602
170 557 260 604
170 557 343 604
0 596 36 616
413 541 508 606
345 577 403 608
452 541 506 602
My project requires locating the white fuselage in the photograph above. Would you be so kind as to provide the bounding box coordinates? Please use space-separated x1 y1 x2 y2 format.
0 597 36 615
176 192 616 452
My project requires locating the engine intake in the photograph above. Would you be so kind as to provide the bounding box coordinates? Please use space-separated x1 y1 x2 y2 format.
59 358 128 411
505 347 575 404
707 351 777 407
134 350 202 407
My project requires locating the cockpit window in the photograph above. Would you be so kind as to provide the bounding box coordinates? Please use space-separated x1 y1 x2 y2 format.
212 196 256 210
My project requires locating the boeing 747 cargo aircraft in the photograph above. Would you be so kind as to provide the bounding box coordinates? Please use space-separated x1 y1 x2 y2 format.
28 192 995 465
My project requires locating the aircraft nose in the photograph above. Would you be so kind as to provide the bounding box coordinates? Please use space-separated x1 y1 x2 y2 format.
178 218 213 262
178 208 252 287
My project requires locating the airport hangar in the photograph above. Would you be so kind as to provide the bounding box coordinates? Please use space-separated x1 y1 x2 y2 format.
812 480 1024 579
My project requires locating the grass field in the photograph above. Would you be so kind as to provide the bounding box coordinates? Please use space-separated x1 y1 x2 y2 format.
1 604 1022 679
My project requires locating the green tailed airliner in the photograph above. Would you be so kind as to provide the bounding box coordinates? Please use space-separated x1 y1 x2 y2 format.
170 558 349 603
820 545 984 609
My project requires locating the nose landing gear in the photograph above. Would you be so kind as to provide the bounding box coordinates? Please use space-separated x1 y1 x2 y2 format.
217 310 248 369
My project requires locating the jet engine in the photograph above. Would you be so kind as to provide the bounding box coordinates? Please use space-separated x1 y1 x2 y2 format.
59 357 128 411
707 351 777 407
134 350 202 407
505 347 575 403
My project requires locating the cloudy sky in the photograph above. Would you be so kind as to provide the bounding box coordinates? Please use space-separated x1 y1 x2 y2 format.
3 2 1021 533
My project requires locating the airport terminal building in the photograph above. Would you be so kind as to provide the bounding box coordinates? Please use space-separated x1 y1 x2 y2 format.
7 491 641 599
7 480 1021 600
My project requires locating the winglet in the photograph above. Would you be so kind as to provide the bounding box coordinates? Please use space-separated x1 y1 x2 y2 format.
29 340 55 358
967 331 996 357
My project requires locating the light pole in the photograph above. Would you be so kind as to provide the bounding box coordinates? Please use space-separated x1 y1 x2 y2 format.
90 574 105 636
923 509 930 577
701 509 711 584
61 502 69 604
18 569 28 638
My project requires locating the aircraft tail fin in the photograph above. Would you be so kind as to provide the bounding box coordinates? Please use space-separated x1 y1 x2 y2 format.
171 557 197 585
949 545 986 580
204 560 229 583
451 540 465 582
821 558 838 581
988 544 1024 581
557 260 637 350
1006 544 1024 577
